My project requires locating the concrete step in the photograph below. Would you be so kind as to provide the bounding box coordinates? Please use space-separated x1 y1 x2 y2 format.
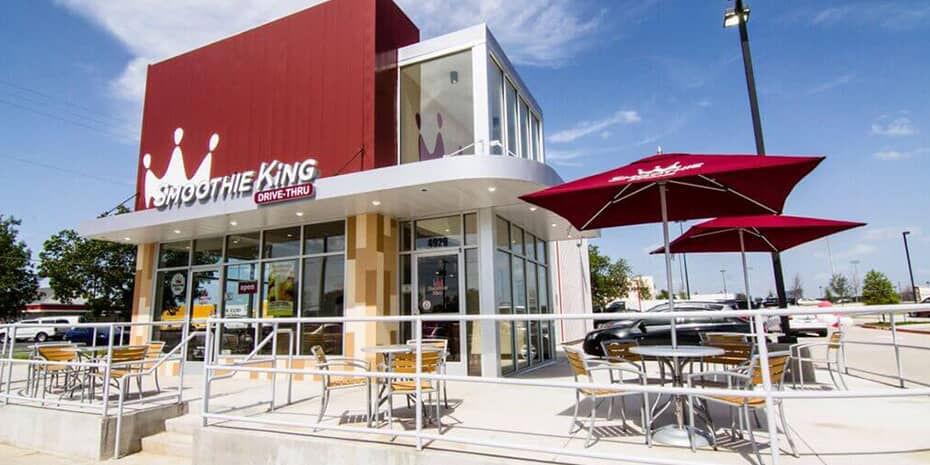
165 414 202 435
115 451 191 465
141 432 193 458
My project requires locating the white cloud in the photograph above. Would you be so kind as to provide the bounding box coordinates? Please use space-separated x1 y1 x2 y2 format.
836 243 877 260
873 150 910 161
548 110 641 143
59 0 603 112
871 115 916 136
807 73 853 95
804 3 930 30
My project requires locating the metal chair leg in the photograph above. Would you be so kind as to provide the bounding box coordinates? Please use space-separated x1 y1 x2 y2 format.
778 401 799 458
315 390 329 430
743 404 761 465
585 396 597 447
642 392 653 447
569 391 581 434
687 394 697 452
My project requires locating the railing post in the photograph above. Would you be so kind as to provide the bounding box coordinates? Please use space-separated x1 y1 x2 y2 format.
287 327 294 406
270 322 278 410
114 377 125 459
889 312 905 388
753 313 780 465
101 323 115 418
414 316 423 451
3 325 16 405
178 322 189 404
202 320 212 427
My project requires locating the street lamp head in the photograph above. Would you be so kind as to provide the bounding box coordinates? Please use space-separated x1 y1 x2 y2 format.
723 6 750 28
903 230 911 236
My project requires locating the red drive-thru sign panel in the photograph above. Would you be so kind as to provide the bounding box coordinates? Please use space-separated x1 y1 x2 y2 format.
134 0 419 211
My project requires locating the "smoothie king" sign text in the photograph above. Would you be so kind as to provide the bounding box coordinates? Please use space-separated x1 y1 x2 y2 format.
142 128 319 209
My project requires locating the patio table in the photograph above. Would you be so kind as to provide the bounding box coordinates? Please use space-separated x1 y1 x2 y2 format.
361 344 441 424
630 345 723 448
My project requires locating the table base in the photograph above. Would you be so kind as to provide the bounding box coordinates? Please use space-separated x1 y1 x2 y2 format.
652 424 713 448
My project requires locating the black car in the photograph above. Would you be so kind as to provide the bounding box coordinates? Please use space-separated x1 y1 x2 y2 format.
582 301 769 356
64 326 130 346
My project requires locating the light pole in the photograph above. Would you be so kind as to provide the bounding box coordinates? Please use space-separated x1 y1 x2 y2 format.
723 0 789 313
903 231 918 302
720 269 728 296
679 222 691 299
850 259 860 301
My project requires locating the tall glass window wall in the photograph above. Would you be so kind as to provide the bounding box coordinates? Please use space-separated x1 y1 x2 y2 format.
494 216 553 374
401 51 475 163
152 221 346 358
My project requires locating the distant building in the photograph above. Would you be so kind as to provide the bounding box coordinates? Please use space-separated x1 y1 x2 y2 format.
23 287 89 317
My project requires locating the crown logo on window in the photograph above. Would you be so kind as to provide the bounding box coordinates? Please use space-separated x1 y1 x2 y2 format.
142 128 219 208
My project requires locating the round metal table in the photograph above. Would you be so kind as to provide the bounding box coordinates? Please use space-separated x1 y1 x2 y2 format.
630 345 724 447
361 345 441 424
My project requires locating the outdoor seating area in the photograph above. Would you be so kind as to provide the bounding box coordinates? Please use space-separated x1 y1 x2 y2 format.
190 322 930 465
6 340 173 408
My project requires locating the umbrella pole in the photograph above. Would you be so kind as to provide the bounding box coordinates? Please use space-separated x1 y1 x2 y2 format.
739 229 755 333
659 183 677 348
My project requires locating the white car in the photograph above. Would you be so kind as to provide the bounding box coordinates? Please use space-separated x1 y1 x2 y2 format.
788 311 851 337
0 317 77 342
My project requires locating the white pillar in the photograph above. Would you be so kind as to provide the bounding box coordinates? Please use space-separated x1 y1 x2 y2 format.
477 207 500 376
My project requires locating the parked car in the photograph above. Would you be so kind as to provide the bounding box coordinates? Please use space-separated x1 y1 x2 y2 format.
787 313 829 337
64 325 130 346
582 301 782 356
911 297 930 317
0 317 76 342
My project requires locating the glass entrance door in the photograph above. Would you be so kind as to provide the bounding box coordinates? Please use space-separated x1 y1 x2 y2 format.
414 253 464 374
188 269 220 361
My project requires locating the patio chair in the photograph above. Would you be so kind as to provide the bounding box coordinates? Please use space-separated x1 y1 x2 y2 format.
407 338 449 408
600 340 663 384
143 341 166 393
385 350 442 431
310 345 372 427
563 346 651 448
685 351 798 462
33 344 79 399
91 345 148 400
790 330 847 390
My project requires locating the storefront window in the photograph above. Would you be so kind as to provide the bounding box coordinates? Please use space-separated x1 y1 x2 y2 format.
520 101 530 160
222 263 257 355
226 232 260 262
495 216 510 248
531 116 541 162
159 241 190 268
400 221 412 252
464 213 477 246
301 255 345 354
263 227 301 259
415 216 461 249
510 225 524 256
304 221 344 254
400 50 475 163
153 270 188 351
505 81 518 157
489 58 504 155
192 237 223 265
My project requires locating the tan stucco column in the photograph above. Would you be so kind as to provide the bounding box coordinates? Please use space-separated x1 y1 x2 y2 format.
344 213 399 365
129 243 156 345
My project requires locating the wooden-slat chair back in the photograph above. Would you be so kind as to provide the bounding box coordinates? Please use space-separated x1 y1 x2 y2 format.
749 352 792 386
145 341 165 361
602 341 642 362
392 351 441 375
37 345 78 363
111 346 148 364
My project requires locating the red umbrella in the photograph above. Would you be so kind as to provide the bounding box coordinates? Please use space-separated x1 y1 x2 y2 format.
651 214 865 327
521 153 824 230
520 153 823 346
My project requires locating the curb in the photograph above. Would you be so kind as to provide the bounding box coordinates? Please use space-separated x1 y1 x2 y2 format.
860 324 930 335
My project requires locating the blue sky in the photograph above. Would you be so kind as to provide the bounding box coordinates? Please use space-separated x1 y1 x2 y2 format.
2 0 929 298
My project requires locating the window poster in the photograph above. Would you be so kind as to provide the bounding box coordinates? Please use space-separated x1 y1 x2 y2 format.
266 261 296 317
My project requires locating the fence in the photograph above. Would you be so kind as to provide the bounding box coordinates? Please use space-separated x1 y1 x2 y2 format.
0 320 196 458
199 303 930 465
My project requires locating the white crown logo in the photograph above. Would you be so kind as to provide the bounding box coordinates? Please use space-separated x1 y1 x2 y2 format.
143 128 219 208
609 161 704 183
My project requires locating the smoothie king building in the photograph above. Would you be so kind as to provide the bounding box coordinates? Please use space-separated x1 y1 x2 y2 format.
80 0 595 378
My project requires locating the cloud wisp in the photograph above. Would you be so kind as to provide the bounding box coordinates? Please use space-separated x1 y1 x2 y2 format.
872 147 928 161
807 73 853 95
871 115 917 137
548 110 641 144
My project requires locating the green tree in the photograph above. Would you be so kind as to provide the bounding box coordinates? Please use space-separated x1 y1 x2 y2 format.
633 277 652 300
861 270 900 305
0 216 39 318
828 273 851 300
588 245 633 309
656 289 670 300
39 208 136 319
